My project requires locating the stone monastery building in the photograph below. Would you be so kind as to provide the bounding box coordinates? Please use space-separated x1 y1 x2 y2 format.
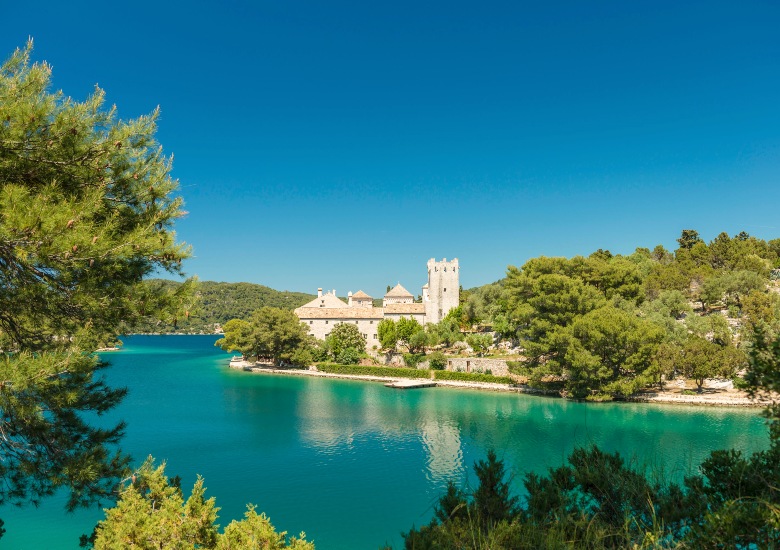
294 258 459 348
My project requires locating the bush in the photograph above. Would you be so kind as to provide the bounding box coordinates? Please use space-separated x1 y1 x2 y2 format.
403 352 426 368
733 376 750 390
288 347 313 367
428 351 447 370
434 371 511 384
335 347 361 365
507 361 533 376
316 364 431 379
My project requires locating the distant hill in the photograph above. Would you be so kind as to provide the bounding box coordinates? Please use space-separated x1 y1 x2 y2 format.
134 280 315 334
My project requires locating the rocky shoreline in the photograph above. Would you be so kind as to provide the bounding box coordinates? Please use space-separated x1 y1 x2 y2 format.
228 359 770 408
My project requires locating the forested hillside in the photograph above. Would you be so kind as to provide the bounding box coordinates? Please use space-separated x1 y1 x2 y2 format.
454 230 780 399
130 280 314 333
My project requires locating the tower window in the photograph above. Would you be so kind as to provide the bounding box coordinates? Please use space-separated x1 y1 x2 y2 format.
444 267 446 272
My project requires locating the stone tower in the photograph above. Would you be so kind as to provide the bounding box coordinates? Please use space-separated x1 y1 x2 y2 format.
423 258 459 324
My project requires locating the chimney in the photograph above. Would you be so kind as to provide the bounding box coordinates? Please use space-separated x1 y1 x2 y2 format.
317 288 322 298
348 291 353 307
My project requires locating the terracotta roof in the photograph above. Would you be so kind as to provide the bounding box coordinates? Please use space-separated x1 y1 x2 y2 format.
385 283 413 297
298 293 349 309
383 303 425 314
294 307 384 320
352 290 372 299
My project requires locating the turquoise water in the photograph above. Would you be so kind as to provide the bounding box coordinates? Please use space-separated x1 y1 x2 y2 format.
0 335 769 549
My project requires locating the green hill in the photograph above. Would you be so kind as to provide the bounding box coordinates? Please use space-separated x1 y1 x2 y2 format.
134 280 315 334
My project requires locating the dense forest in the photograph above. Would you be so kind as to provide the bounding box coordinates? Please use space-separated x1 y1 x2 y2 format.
449 230 780 399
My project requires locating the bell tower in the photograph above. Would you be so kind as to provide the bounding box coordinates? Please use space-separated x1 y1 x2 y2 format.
424 258 459 324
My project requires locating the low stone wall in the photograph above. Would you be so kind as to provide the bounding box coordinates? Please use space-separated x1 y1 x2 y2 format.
423 357 510 376
367 350 409 366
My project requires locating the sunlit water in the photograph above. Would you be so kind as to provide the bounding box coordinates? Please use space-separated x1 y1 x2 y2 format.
1 335 769 549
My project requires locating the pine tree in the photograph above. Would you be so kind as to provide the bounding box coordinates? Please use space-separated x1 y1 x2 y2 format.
0 41 195 525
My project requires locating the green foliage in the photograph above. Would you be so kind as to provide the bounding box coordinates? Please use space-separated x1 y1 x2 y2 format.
425 316 463 347
377 319 398 350
466 333 493 356
324 323 365 362
396 317 426 352
402 449 519 548
315 363 430 379
0 42 193 351
427 351 447 370
0 352 128 510
335 347 361 365
92 457 314 549
402 352 426 368
434 371 511 384
677 337 745 392
403 330 780 549
216 506 314 550
562 306 664 398
677 228 704 250
409 329 429 352
216 307 310 366
477 229 780 399
0 42 195 521
132 280 315 334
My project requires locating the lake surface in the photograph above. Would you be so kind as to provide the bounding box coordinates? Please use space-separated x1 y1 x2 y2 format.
1 335 769 549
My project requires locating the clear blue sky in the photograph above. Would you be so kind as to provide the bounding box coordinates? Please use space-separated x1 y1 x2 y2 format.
4 1 779 298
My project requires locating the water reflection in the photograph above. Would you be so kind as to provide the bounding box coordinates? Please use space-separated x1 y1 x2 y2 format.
418 418 464 483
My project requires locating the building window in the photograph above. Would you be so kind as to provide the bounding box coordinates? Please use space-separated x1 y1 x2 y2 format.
370 320 373 324
309 321 313 324
444 288 446 292
325 320 328 324
444 267 447 272
373 334 378 339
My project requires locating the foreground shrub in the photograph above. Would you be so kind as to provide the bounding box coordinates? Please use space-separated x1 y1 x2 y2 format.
402 329 780 549
92 457 314 549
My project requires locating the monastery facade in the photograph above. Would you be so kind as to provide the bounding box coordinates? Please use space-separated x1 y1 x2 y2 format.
294 258 459 348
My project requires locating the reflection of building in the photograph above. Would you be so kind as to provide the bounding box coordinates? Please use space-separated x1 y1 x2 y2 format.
419 419 464 484
294 258 459 348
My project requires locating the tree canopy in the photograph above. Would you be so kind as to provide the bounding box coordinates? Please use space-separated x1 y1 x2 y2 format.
465 229 779 400
92 457 314 550
216 307 310 366
0 41 194 524
324 323 365 364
